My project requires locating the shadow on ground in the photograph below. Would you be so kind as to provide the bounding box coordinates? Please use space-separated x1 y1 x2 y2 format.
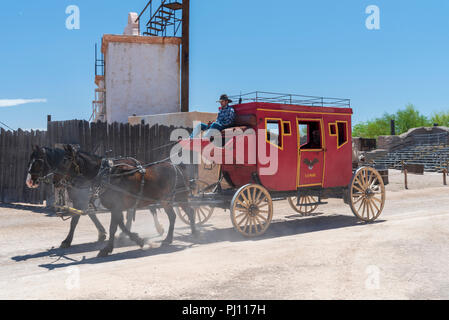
188 213 385 245
11 212 385 270
0 203 55 217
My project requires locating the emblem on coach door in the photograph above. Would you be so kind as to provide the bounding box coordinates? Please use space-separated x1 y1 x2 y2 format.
304 158 319 170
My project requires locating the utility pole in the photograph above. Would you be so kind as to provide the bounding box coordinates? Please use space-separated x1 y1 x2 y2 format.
181 0 190 112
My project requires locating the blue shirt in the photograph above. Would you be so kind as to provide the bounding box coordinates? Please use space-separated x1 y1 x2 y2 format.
216 105 236 127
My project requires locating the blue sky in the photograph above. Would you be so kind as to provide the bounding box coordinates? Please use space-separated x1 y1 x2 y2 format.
0 0 448 130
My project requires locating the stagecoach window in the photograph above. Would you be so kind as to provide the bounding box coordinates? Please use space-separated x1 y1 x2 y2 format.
298 121 322 149
329 123 337 136
337 122 348 147
283 121 291 135
299 124 309 145
266 120 282 148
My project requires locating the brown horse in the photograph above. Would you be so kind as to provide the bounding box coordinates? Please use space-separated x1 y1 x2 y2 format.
26 146 108 247
62 144 197 257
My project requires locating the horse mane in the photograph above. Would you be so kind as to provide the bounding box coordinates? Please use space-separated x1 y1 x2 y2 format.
42 147 65 168
75 150 103 179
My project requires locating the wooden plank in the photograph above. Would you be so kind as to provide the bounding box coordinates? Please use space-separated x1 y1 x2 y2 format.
130 124 136 159
113 122 120 158
144 124 150 163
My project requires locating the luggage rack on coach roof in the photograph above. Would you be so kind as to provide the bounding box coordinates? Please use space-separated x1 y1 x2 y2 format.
228 91 351 108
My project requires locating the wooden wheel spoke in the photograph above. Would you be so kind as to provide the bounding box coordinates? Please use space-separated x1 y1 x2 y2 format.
235 212 246 220
251 188 257 203
254 190 262 204
365 199 370 219
238 214 249 226
256 194 267 205
357 197 365 213
370 198 381 212
240 192 250 205
236 199 249 209
371 196 383 204
352 195 364 205
254 215 264 228
362 199 366 217
367 199 377 217
258 202 269 209
352 184 365 194
368 176 378 189
256 213 268 222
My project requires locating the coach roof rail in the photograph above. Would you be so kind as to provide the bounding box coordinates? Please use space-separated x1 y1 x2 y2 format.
229 91 351 108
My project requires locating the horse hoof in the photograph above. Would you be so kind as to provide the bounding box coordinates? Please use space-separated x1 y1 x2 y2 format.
97 249 111 257
161 239 173 246
137 238 145 248
60 241 71 249
98 233 107 242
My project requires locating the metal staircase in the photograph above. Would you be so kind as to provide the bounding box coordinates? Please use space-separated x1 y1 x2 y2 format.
137 0 184 37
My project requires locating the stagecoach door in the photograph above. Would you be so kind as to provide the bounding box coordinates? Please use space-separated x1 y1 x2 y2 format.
297 119 325 187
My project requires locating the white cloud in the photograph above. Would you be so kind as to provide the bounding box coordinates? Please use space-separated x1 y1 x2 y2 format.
0 98 47 108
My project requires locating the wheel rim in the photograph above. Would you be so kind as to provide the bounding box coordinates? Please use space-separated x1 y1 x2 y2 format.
288 196 319 215
175 206 214 226
350 167 385 222
231 184 273 237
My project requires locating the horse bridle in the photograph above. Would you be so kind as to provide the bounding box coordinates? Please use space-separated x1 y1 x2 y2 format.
28 148 79 186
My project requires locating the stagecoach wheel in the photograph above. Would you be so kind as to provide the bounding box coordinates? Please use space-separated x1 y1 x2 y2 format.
349 166 386 222
230 184 273 237
175 206 214 226
287 196 319 215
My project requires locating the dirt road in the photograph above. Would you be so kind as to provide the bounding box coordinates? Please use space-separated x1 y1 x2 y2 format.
1 170 449 300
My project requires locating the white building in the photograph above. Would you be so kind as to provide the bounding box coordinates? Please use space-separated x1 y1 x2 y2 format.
92 13 182 124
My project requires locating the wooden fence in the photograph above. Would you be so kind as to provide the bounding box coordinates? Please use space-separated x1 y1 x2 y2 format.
0 120 186 204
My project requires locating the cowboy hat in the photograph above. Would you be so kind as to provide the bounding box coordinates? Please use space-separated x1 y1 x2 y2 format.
217 94 232 103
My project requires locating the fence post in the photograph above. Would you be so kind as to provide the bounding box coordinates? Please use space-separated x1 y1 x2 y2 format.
404 168 408 190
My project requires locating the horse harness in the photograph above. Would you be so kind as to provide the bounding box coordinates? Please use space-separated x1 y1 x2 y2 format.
94 156 189 208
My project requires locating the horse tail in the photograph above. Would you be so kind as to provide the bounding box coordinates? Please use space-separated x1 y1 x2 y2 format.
150 208 164 236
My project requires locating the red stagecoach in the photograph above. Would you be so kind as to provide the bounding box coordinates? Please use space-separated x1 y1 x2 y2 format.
178 92 386 237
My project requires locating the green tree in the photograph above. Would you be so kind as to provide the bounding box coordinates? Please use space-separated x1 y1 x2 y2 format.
395 104 431 134
430 111 449 127
352 104 433 138
352 112 394 138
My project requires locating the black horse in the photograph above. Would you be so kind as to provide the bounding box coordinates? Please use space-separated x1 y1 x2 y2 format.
26 145 107 248
61 144 197 257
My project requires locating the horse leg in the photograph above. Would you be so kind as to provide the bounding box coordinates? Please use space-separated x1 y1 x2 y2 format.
116 211 145 248
119 209 135 239
88 213 107 242
150 208 165 236
162 206 176 245
60 215 80 248
97 210 120 257
181 205 198 237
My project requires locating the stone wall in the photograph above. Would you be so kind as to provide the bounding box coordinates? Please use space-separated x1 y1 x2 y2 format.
377 126 449 151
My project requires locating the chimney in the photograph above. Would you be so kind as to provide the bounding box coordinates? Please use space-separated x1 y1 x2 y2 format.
124 12 139 36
